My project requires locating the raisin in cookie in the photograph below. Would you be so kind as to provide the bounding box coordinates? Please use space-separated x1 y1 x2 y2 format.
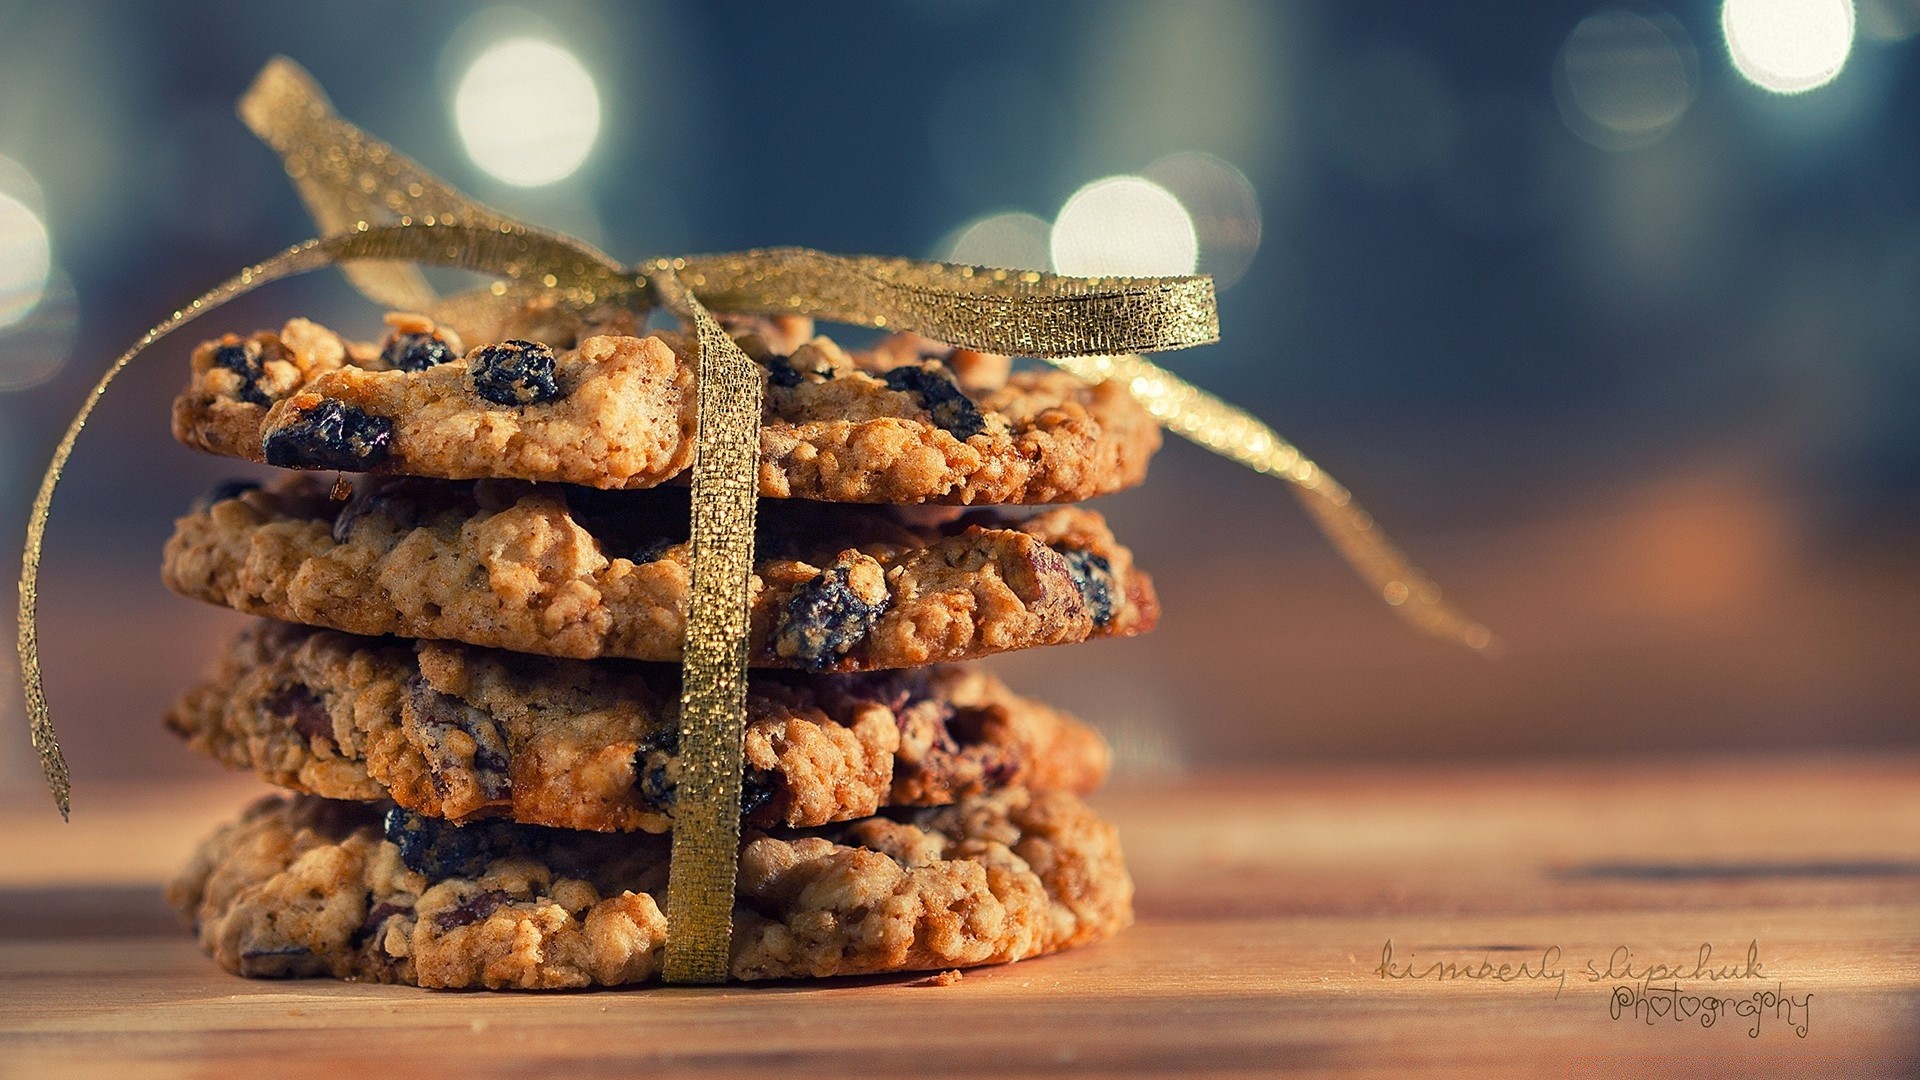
161 475 1158 671
168 789 1132 988
172 314 1160 504
169 621 1110 833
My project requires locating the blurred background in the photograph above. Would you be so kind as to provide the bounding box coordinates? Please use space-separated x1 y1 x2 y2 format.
1 0 1916 798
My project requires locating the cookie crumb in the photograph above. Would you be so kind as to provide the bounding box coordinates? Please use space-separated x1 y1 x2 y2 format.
330 476 353 501
922 969 964 987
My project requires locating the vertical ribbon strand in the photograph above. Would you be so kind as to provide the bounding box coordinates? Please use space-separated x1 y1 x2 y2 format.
651 265 763 983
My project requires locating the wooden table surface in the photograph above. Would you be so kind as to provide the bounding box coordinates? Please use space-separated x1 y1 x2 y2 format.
2 757 1917 1078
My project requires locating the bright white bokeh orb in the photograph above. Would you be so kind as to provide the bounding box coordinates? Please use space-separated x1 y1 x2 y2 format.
0 192 51 330
1557 5 1699 150
455 38 601 186
1050 176 1199 278
1722 0 1855 94
944 211 1052 270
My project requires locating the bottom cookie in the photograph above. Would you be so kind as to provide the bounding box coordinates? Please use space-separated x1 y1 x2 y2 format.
168 788 1132 989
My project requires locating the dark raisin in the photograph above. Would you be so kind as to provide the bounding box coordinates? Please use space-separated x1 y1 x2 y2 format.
263 684 332 743
476 745 510 782
404 678 512 805
980 756 1019 787
330 481 386 543
353 901 413 946
764 354 805 388
192 478 261 514
382 807 492 879
883 364 987 440
637 755 675 810
382 331 457 372
895 699 963 767
634 751 780 820
211 343 255 374
1062 549 1117 628
891 698 1021 799
627 537 678 564
630 728 680 810
740 768 779 819
638 726 679 756
263 399 393 471
468 339 560 405
235 943 321 977
213 342 272 406
434 889 512 930
773 561 889 671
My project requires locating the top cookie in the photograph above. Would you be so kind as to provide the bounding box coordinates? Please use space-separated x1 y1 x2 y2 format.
171 313 1161 504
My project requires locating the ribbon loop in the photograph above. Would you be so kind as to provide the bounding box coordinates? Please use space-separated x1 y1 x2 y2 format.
677 248 1218 357
240 56 640 334
239 57 512 310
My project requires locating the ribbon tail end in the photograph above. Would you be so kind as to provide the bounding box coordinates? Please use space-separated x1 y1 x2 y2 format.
238 57 325 139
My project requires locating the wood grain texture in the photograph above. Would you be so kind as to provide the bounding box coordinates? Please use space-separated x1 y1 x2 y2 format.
2 759 1917 1078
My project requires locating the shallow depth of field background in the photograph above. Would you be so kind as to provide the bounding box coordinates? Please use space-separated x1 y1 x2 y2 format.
1 0 1916 797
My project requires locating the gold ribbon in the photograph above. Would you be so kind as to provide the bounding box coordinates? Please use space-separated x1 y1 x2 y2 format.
16 221 639 824
647 267 761 981
1050 354 1494 650
16 57 1490 983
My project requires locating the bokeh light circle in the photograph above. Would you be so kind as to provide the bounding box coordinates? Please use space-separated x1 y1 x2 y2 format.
943 211 1052 270
0 269 77 393
0 192 51 330
1556 5 1699 150
1859 0 1920 40
455 38 602 186
1050 176 1199 278
1722 0 1855 94
1141 152 1262 288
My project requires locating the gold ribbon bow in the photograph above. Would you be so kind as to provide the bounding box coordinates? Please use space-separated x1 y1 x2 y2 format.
16 57 1489 983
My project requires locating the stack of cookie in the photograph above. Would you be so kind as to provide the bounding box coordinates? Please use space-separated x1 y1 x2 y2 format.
157 306 1162 989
